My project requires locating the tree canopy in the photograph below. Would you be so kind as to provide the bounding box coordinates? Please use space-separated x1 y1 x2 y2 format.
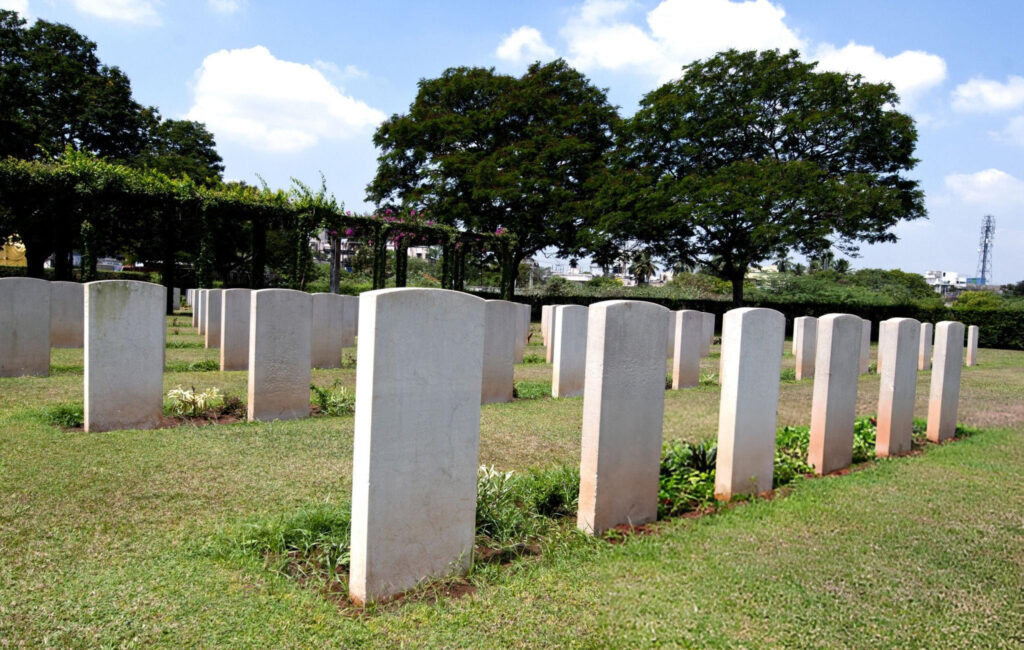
598 49 926 304
367 59 618 298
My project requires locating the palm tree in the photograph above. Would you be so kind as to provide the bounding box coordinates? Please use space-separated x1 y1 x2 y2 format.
629 251 656 284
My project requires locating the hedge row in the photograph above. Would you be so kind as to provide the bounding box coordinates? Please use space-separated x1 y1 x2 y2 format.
486 292 1024 351
0 265 153 282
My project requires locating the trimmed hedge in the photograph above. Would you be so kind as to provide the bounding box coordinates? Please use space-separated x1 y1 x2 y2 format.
486 292 1024 351
0 266 153 282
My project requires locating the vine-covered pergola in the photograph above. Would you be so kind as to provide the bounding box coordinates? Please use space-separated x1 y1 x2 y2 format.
0 153 518 314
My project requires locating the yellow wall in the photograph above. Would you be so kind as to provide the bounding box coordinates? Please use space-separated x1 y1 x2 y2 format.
0 241 27 267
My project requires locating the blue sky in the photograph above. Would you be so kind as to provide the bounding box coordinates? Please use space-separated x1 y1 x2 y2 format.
5 0 1023 283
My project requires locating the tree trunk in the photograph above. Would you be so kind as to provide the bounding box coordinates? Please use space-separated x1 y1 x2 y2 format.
162 208 178 315
329 234 341 293
250 213 266 289
24 240 47 278
730 272 745 306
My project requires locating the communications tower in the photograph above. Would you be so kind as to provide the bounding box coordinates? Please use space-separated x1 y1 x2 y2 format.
976 215 995 285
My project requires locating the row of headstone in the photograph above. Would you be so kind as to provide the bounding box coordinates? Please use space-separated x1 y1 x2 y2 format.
20 284 968 603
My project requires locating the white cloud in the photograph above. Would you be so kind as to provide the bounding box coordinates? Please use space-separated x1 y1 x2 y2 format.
944 169 1024 209
314 60 368 79
811 42 946 105
560 0 805 81
185 45 385 153
208 0 239 14
496 26 556 64
0 0 29 17
71 0 161 25
992 115 1024 147
951 75 1024 113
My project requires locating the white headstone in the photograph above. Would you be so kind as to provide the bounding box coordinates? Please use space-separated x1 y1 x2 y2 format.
919 322 933 371
552 304 588 398
793 316 817 380
84 281 165 432
927 321 965 443
482 300 517 404
50 280 84 348
172 287 180 310
672 310 704 389
714 307 784 499
311 293 346 369
349 288 485 604
219 288 251 371
701 312 714 356
339 295 358 348
666 310 677 359
577 300 669 535
204 289 223 349
514 303 530 363
541 305 552 348
197 289 207 335
247 289 312 422
0 277 50 376
876 317 920 457
966 325 979 366
807 314 862 475
859 318 871 374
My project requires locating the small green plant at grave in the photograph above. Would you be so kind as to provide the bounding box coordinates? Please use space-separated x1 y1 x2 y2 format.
665 373 673 390
868 362 878 374
310 381 355 416
166 359 220 372
658 439 718 517
340 353 356 369
780 367 797 382
699 371 719 386
217 395 246 418
166 385 223 417
521 353 545 365
513 380 551 400
42 402 84 428
215 501 353 588
851 417 878 463
166 340 203 349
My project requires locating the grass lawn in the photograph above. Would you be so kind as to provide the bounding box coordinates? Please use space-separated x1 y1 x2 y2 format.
0 314 1021 646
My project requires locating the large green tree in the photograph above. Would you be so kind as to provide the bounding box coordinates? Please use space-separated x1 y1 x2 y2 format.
0 10 148 162
600 49 925 304
135 112 224 186
367 59 618 298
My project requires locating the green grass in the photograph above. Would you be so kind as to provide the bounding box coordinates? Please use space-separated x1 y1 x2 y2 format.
0 316 1021 646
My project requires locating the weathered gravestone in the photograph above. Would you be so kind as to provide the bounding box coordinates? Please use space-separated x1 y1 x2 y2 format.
859 318 871 374
793 316 817 380
84 281 164 432
311 293 346 369
349 288 484 604
50 280 84 348
578 300 669 534
0 277 50 376
339 295 358 348
204 289 223 349
714 307 784 499
701 312 714 357
807 313 862 475
927 321 965 443
481 300 517 404
966 325 979 366
919 322 933 371
671 310 703 389
198 290 208 335
247 289 312 422
552 304 587 398
876 317 920 457
219 288 251 371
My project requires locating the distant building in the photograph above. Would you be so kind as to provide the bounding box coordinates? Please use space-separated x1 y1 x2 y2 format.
924 270 969 297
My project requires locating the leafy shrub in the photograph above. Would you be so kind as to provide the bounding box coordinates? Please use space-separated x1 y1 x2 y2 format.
476 465 580 547
310 381 355 415
780 367 797 382
167 386 223 416
165 359 220 372
521 353 545 365
43 402 84 428
659 439 718 516
166 340 203 349
218 395 246 418
513 380 551 400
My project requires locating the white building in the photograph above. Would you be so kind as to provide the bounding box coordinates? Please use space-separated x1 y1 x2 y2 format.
924 270 968 293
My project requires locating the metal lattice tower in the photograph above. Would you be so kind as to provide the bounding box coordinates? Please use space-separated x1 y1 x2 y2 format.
976 215 995 285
